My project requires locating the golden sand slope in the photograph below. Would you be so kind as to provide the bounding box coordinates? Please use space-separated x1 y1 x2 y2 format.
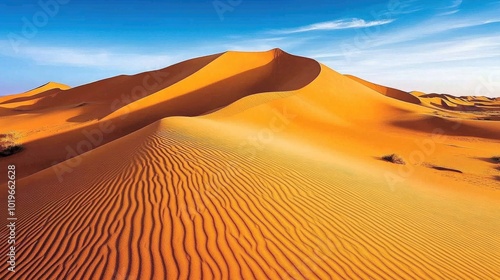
345 75 421 104
0 49 499 279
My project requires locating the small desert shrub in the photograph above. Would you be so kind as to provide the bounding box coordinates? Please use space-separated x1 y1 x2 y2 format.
0 132 23 157
382 154 405 165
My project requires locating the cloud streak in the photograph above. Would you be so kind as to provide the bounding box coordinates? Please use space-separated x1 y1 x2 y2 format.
310 33 500 96
336 14 500 52
0 43 178 72
449 0 462 9
271 18 396 34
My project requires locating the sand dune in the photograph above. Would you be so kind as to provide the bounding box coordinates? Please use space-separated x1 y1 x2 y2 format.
1 49 499 279
0 49 320 183
0 82 70 104
416 93 500 121
345 75 421 104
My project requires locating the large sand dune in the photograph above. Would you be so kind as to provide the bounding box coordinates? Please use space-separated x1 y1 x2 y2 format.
1 49 499 279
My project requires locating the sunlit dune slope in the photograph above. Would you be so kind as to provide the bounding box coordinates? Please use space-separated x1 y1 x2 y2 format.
0 49 499 279
207 63 500 190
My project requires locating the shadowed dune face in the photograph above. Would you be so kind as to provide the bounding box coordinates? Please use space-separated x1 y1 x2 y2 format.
6 53 223 114
115 48 321 120
0 49 499 279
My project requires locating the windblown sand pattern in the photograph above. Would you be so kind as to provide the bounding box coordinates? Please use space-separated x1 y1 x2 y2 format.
1 119 499 279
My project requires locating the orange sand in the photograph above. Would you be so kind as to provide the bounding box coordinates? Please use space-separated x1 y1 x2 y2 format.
0 49 499 279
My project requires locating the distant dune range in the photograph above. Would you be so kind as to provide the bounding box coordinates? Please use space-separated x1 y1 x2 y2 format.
0 49 499 279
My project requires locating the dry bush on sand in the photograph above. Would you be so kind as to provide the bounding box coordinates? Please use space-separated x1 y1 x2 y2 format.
0 131 23 157
382 154 405 165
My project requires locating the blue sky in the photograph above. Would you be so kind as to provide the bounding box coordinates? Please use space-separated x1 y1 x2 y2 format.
1 0 500 96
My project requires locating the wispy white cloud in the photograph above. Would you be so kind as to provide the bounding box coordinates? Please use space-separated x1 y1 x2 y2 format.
270 18 396 34
349 36 500 68
311 34 500 96
309 35 500 70
436 0 462 16
448 0 463 9
0 43 178 72
28 47 174 71
437 9 459 16
338 14 500 51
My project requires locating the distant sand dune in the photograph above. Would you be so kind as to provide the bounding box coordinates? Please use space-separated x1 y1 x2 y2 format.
0 82 70 104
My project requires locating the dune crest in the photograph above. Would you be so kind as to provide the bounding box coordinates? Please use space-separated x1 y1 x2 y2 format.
345 74 421 104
